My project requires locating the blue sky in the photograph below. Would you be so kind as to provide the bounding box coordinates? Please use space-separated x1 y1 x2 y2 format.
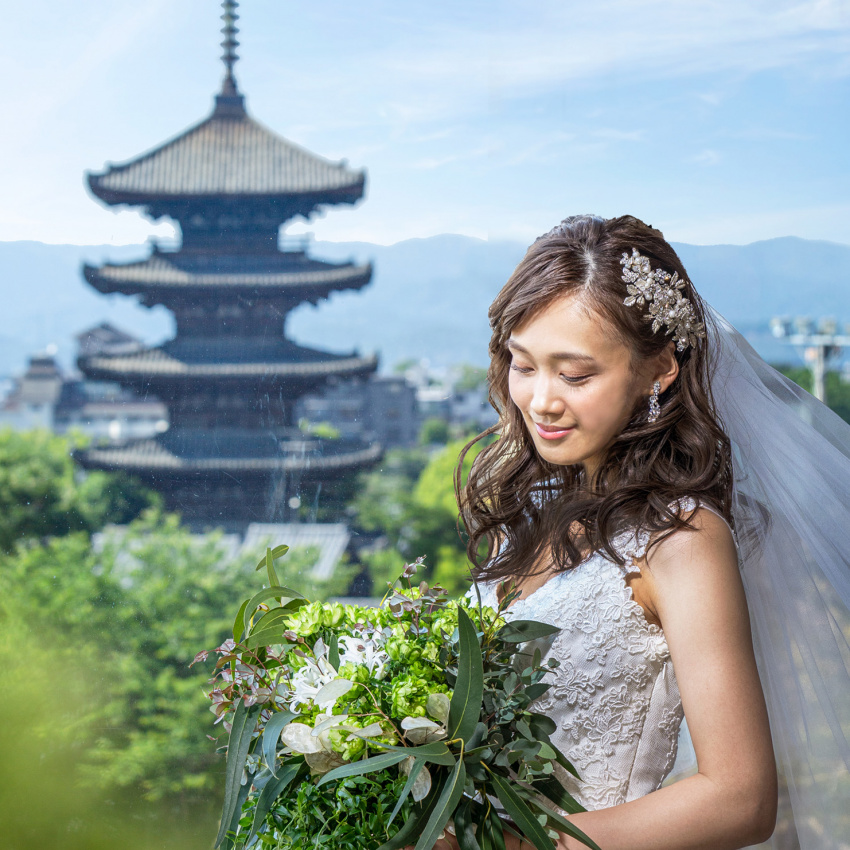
2 0 849 246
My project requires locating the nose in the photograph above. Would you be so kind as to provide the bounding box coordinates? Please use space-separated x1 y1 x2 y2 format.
529 374 566 420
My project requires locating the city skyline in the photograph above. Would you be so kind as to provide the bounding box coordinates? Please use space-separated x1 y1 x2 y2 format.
2 0 849 248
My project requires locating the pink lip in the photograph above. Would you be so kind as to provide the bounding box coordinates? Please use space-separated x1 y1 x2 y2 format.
534 422 575 440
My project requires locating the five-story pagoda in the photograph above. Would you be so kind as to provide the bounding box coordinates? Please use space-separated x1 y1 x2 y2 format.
77 2 380 528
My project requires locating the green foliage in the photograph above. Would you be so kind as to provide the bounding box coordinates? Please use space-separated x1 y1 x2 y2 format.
0 507 333 805
0 427 158 552
0 618 217 850
453 363 488 393
249 771 412 849
419 417 450 446
774 364 850 424
353 441 486 596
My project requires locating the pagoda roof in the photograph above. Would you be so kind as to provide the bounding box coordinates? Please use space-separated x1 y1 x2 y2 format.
83 252 372 295
78 438 381 474
87 106 365 205
78 340 378 382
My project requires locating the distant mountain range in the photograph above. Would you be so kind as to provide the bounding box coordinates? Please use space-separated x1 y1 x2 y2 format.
2 234 849 379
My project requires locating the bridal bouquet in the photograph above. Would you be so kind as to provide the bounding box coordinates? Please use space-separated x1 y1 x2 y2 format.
197 546 599 850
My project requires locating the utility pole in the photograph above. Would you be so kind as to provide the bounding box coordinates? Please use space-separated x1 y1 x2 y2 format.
770 317 850 404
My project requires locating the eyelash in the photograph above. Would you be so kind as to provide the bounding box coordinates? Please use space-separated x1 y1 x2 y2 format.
509 364 590 384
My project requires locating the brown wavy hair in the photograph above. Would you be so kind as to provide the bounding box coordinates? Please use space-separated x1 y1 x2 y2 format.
456 214 733 583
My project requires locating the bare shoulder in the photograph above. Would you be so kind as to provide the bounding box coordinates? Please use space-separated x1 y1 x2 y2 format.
645 504 738 580
638 505 741 628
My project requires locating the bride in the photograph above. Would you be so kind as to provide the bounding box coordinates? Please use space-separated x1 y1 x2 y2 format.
423 215 850 849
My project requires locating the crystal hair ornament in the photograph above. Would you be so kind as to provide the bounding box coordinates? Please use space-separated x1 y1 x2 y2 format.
621 249 706 351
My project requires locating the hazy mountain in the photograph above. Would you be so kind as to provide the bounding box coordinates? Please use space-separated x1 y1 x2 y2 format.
1 234 848 379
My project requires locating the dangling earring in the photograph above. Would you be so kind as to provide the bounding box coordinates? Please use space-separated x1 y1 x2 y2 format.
648 380 661 423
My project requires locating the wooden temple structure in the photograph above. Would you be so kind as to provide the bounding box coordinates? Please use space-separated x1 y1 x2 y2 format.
77 1 381 528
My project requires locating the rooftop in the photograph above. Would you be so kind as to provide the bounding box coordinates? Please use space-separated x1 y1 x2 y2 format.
79 341 379 382
83 252 372 295
78 438 381 474
87 108 366 205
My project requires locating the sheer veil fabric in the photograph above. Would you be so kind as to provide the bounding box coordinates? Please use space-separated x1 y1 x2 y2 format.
678 308 850 848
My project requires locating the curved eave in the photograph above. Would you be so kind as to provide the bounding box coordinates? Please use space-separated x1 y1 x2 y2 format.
78 352 379 382
77 441 382 474
82 261 372 297
86 174 366 209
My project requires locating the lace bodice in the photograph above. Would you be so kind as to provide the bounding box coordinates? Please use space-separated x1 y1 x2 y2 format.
474 520 686 811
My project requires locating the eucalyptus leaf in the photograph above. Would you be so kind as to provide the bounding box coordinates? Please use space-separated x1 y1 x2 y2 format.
221 774 252 850
387 758 425 827
215 700 259 848
413 758 466 850
525 795 601 850
261 710 298 775
448 607 484 744
255 544 290 573
361 738 457 766
328 633 340 671
232 598 250 642
376 773 446 850
454 798 482 850
244 762 303 846
489 772 555 850
316 749 409 786
489 806 508 850
495 620 560 643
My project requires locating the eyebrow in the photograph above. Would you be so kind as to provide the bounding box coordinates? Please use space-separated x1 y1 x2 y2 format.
507 339 598 364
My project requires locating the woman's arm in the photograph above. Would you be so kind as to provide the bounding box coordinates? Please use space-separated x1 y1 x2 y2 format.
429 508 777 850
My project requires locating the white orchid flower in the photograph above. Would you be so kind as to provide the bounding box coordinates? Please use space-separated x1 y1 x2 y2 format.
287 655 339 711
338 635 390 680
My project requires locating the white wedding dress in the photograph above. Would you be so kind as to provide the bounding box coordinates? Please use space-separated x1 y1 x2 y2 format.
473 498 715 811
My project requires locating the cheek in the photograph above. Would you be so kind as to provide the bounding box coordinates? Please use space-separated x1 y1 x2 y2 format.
507 372 527 410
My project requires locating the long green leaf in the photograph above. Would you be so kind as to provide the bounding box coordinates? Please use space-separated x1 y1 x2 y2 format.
215 701 259 848
531 776 586 815
261 711 298 775
496 620 560 643
386 758 425 828
525 794 601 850
243 609 291 650
328 633 340 671
264 547 280 587
221 776 252 850
448 607 484 743
244 762 303 846
377 774 446 850
316 750 409 786
361 739 457 766
489 772 555 850
489 806 507 850
414 758 466 850
255 544 290 573
232 599 250 642
453 798 482 850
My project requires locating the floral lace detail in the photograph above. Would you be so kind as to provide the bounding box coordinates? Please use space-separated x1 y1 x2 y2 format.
471 512 689 811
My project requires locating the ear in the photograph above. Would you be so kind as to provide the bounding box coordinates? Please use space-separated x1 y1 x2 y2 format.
651 342 679 393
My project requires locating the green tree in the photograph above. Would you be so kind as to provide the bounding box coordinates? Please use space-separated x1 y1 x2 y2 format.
353 440 487 596
773 365 850 424
0 508 337 805
419 416 450 445
0 428 157 552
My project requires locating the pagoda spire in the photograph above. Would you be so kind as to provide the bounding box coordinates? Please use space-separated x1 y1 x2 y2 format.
215 0 246 115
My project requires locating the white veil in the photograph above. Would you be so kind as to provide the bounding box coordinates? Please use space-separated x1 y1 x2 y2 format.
685 308 850 849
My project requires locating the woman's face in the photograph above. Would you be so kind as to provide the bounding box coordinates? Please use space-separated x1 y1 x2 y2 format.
507 293 653 475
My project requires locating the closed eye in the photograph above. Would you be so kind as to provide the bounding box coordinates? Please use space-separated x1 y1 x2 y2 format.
562 374 591 384
509 363 533 374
